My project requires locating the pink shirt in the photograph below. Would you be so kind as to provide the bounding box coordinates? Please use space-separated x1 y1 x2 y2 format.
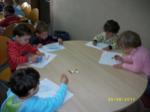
122 46 150 77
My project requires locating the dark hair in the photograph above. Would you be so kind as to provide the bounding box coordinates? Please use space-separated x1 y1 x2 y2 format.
103 20 120 34
15 0 24 5
35 21 48 33
13 24 32 37
118 31 142 49
4 5 14 14
9 67 40 97
4 0 14 5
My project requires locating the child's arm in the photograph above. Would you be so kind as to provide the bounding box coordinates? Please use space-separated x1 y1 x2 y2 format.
93 32 105 42
58 38 63 45
39 75 68 111
104 36 118 50
50 74 68 111
31 83 68 112
50 83 68 110
110 37 118 50
122 55 142 73
122 55 133 64
27 44 38 53
113 55 133 68
8 45 28 65
114 54 133 64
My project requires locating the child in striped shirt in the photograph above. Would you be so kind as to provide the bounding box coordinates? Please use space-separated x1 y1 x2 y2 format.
7 24 44 72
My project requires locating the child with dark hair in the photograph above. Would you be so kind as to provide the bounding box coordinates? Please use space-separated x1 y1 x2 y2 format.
114 31 150 95
4 0 25 17
7 24 44 71
93 19 120 50
0 5 20 27
30 21 63 48
0 67 69 112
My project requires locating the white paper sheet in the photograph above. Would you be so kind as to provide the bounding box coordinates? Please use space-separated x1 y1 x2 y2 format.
86 41 108 50
29 53 56 68
99 51 122 66
35 79 73 103
39 43 65 53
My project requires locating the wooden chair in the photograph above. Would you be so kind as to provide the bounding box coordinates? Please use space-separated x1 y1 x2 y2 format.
0 36 10 64
0 36 12 81
29 8 39 24
0 62 11 81
3 23 35 38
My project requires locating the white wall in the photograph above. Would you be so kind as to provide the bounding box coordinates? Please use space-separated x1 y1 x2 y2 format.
52 0 150 49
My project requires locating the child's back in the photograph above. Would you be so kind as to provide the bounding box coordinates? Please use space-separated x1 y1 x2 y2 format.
0 67 69 112
114 31 150 77
122 46 150 77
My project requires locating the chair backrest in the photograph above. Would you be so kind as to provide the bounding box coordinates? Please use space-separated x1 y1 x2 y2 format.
0 36 12 81
0 36 10 64
0 80 9 106
3 24 15 38
3 23 35 38
0 62 11 81
29 8 39 24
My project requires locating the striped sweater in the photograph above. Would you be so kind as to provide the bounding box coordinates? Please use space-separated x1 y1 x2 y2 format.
7 40 37 71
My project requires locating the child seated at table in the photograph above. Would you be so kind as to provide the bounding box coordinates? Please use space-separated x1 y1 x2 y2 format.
0 5 20 27
0 67 69 112
93 19 120 50
30 21 63 48
7 23 44 72
4 0 25 17
114 31 150 95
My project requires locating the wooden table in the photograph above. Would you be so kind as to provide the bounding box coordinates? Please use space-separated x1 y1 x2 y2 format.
37 41 147 112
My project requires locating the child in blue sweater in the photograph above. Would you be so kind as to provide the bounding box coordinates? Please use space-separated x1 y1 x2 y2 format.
0 67 69 112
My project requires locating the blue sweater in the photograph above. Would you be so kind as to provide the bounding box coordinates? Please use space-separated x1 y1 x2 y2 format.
1 83 68 112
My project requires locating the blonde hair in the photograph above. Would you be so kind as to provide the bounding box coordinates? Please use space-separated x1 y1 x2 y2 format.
118 31 141 49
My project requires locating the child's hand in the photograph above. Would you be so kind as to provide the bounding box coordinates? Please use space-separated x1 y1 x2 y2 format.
30 55 39 63
36 51 44 56
60 74 69 84
114 55 123 63
93 40 97 46
113 63 123 69
103 47 111 51
103 45 112 51
58 38 63 45
37 43 42 48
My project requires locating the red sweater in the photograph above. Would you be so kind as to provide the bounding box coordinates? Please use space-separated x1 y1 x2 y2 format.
7 40 37 71
0 15 20 27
